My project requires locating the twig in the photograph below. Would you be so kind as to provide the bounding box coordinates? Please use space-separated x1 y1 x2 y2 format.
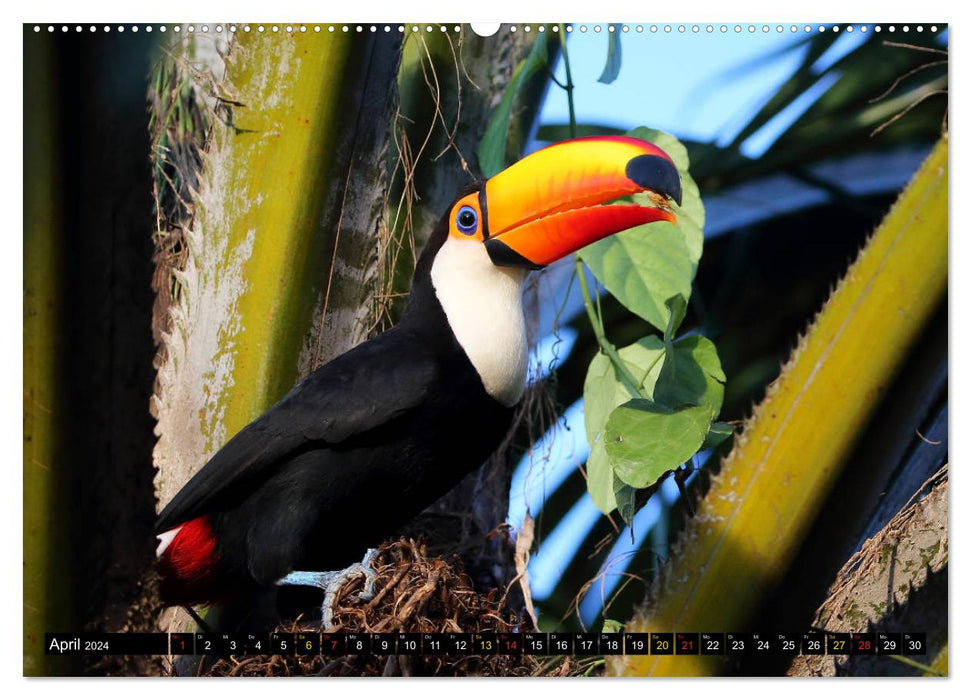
575 257 643 397
882 40 948 56
365 563 412 611
870 89 947 137
869 60 947 104
557 24 577 138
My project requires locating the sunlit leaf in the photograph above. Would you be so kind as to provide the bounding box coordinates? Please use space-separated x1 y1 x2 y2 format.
602 619 624 634
664 294 688 343
605 400 712 489
583 337 666 439
586 440 617 514
581 333 721 509
579 127 704 333
654 334 726 416
634 126 691 173
583 336 666 514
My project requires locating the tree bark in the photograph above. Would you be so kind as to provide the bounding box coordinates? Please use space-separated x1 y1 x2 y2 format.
150 30 401 637
787 467 947 676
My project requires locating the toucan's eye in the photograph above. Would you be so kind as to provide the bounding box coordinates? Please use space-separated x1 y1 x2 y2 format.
456 206 478 236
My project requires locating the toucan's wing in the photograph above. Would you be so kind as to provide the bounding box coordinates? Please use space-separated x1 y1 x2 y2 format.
154 327 439 533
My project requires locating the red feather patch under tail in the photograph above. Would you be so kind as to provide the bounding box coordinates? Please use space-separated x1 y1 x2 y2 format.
157 515 224 605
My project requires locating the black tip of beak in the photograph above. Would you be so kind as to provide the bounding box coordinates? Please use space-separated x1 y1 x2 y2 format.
626 154 683 207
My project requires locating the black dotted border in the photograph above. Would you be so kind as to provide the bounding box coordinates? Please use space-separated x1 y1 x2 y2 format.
29 24 946 36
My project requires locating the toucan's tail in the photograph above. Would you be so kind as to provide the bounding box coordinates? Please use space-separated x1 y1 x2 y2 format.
156 515 223 605
156 515 282 636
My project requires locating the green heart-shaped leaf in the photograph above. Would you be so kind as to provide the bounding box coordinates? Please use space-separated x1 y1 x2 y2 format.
605 399 711 489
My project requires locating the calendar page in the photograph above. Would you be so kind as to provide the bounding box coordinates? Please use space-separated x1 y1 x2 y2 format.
23 17 949 679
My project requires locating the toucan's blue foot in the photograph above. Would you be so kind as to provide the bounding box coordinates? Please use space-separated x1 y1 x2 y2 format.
276 548 379 628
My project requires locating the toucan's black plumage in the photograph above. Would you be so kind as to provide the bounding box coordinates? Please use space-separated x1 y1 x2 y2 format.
155 212 513 604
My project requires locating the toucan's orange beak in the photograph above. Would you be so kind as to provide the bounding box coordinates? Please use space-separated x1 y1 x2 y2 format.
482 136 682 269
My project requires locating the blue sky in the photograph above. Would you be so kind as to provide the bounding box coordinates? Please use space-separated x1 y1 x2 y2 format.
537 26 869 156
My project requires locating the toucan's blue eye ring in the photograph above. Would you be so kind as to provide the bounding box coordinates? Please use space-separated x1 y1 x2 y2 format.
456 206 478 236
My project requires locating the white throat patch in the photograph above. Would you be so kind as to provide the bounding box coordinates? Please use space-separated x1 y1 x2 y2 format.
430 237 528 407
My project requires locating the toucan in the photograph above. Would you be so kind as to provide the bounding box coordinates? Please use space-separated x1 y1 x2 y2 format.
154 136 682 621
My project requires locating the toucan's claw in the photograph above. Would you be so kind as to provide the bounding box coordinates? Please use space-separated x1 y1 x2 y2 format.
276 548 380 629
357 548 379 601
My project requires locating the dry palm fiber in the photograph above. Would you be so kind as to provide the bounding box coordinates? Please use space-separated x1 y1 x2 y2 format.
203 538 545 677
